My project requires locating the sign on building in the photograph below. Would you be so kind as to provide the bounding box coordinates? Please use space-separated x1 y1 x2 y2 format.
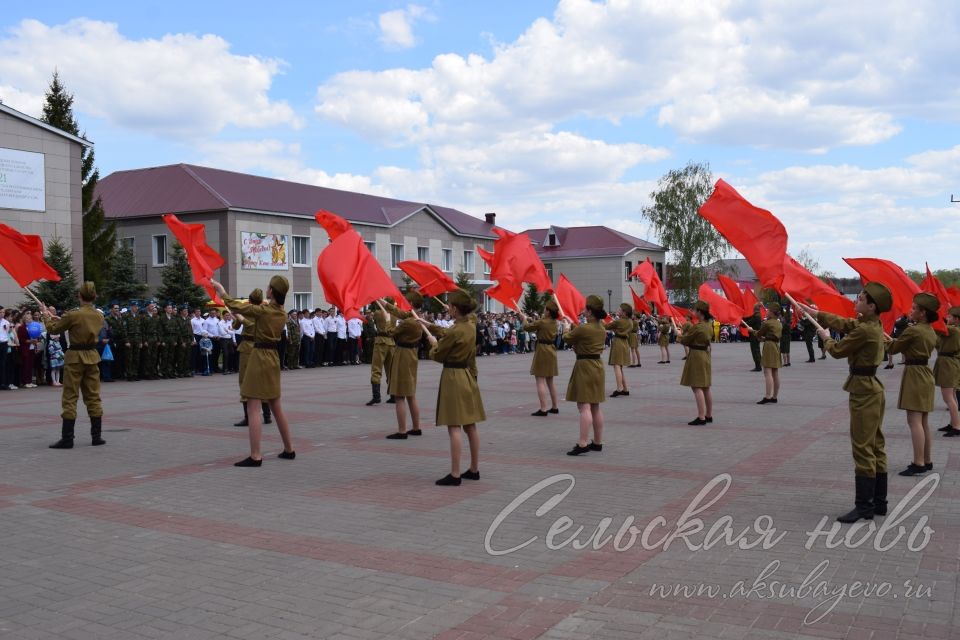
0 147 45 212
241 231 288 270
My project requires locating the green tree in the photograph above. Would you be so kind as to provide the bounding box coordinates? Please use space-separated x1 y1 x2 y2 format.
27 237 79 312
454 270 481 303
40 70 116 285
522 282 546 315
102 244 147 304
642 161 729 305
156 242 206 308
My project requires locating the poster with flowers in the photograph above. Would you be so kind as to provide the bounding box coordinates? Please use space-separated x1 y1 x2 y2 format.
241 232 288 270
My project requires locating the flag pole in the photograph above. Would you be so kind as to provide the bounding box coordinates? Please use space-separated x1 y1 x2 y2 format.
433 296 446 308
782 292 826 333
550 293 568 323
23 287 47 313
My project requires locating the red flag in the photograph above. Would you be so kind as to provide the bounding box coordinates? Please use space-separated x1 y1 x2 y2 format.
317 230 410 321
489 228 553 291
162 214 225 304
698 284 744 325
699 179 788 289
948 286 960 307
629 286 651 315
631 258 657 290
0 224 61 288
314 210 353 240
780 255 856 318
920 263 950 334
485 281 524 311
397 260 458 297
716 273 747 314
477 245 495 269
843 257 921 334
553 274 586 324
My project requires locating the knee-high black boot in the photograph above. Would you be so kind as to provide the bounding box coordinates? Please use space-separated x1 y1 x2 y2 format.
366 383 381 406
234 402 248 427
837 475 875 523
50 418 75 449
262 402 272 424
873 472 888 516
91 416 105 446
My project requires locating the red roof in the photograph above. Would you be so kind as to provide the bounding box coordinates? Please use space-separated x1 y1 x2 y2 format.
523 226 664 259
96 163 497 239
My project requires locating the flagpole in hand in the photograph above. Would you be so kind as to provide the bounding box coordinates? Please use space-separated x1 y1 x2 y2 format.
23 287 48 314
551 293 567 323
783 292 826 333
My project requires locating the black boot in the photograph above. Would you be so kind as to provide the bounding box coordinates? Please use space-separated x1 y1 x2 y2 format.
837 475 875 523
874 472 888 516
91 416 105 446
385 395 396 404
366 383 381 406
262 402 272 425
234 402 248 427
49 418 75 449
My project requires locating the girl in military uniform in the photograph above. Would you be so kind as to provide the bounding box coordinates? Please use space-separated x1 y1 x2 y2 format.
678 301 713 425
937 307 960 437
380 291 424 439
629 315 641 368
232 289 272 428
746 302 783 404
519 301 560 416
606 303 633 397
656 315 671 363
421 289 486 486
561 295 607 456
887 292 940 476
211 276 295 467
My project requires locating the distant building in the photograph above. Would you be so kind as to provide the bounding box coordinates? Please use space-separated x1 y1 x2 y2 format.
522 225 667 310
702 258 758 293
96 164 510 310
0 103 90 307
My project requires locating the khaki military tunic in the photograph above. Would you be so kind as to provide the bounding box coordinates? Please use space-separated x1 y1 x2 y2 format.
45 304 103 420
235 316 255 401
223 294 286 400
628 319 639 349
889 323 937 412
819 311 887 477
679 321 712 388
933 326 960 389
563 320 606 404
607 318 632 366
384 302 420 398
757 318 782 369
430 318 486 426
370 308 396 385
657 318 670 347
524 318 558 377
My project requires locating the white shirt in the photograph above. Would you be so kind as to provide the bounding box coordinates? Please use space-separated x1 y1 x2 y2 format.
335 315 347 339
0 318 9 343
191 316 204 334
312 316 324 335
347 317 362 338
203 317 221 338
324 316 337 333
300 317 316 338
218 319 235 341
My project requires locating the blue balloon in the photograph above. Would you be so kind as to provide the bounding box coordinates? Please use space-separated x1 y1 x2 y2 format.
27 321 43 339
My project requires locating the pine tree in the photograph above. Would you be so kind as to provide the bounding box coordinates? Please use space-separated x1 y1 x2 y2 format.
522 283 545 315
102 244 147 304
27 237 79 312
454 270 481 303
156 242 206 308
40 70 116 285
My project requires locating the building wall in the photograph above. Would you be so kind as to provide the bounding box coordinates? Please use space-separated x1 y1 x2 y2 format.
539 248 666 311
0 111 84 307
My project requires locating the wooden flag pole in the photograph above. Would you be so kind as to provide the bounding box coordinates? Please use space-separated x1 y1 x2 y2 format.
551 293 568 323
433 296 447 308
23 287 48 314
782 292 827 334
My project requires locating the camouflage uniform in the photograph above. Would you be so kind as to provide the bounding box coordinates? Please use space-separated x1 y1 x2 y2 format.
105 311 126 380
139 309 161 380
159 310 180 378
123 308 143 381
285 316 301 370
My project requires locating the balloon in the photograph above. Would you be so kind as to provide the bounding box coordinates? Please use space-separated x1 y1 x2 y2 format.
27 321 43 339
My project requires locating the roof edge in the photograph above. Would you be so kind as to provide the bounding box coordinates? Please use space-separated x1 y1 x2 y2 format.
0 103 93 147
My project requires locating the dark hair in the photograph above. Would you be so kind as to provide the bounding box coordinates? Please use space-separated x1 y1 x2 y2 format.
924 309 938 324
586 304 605 321
451 302 473 316
272 289 286 306
544 307 559 320
862 291 877 313
699 310 713 322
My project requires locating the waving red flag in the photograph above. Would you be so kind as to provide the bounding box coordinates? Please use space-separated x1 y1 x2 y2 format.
397 260 458 297
317 230 410 321
699 179 788 289
716 273 747 313
844 257 921 334
0 224 61 288
315 210 353 240
947 286 960 307
698 284 744 325
162 214 225 304
477 245 495 269
629 286 651 315
553 274 586 323
485 281 524 311
630 258 657 290
920 263 950 334
489 228 552 291
780 255 856 318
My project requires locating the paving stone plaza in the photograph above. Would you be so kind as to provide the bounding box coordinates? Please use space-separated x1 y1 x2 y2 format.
0 344 957 639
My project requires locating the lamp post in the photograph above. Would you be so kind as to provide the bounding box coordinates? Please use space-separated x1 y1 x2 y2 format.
607 289 612 310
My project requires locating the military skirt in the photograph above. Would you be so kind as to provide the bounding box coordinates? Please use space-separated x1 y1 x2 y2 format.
898 364 935 412
237 341 253 401
608 336 631 366
628 330 639 349
242 346 281 400
436 367 486 426
933 355 960 389
530 342 558 377
565 358 605 404
761 341 782 369
779 331 791 354
657 330 670 347
388 344 419 397
680 348 711 388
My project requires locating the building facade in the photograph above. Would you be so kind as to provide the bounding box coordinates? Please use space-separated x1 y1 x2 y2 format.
96 164 506 310
0 103 89 307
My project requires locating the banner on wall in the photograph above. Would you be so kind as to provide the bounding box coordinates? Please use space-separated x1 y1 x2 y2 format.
241 231 288 270
0 148 45 212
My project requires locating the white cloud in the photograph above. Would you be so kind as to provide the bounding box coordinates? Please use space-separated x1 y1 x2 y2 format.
0 18 300 138
378 5 428 49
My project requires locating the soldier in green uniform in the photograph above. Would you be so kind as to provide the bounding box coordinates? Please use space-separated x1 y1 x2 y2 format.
519 301 560 416
628 315 641 368
159 303 179 378
367 303 396 406
887 292 940 476
380 291 423 437
177 306 193 377
606 303 633 397
44 282 107 449
780 303 792 366
656 315 671 363
745 304 763 371
678 301 713 426
140 302 161 380
561 295 607 456
212 277 295 467
421 289 486 486
797 282 892 523
105 304 126 381
286 310 301 371
937 307 960 437
746 302 783 404
800 312 817 363
233 289 272 428
123 303 143 381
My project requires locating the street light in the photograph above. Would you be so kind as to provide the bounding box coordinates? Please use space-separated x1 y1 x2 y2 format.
607 289 612 309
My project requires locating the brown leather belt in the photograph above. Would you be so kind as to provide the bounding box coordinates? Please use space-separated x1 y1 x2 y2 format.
940 352 957 357
905 359 929 366
849 366 878 376
688 345 708 351
443 362 469 369
576 354 600 360
395 341 418 349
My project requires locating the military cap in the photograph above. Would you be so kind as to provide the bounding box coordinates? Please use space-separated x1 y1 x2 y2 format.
948 306 960 318
268 275 289 297
404 289 424 307
620 303 634 316
863 282 893 313
914 292 940 314
448 288 477 312
78 281 97 301
544 299 559 313
693 300 710 314
767 301 782 315
586 294 604 309
248 288 264 305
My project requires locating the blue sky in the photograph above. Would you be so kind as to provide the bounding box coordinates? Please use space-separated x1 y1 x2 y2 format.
1 0 958 274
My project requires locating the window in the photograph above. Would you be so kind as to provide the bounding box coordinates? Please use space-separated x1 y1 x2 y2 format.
364 241 375 256
463 250 475 274
120 237 135 252
548 233 557 246
291 236 310 267
441 248 452 272
293 292 312 310
625 260 632 282
484 293 495 312
543 262 553 281
390 244 404 269
152 234 167 266
655 261 664 282
418 246 430 262
483 252 491 275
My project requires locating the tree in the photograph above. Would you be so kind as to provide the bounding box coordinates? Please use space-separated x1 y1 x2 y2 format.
642 162 729 305
40 70 116 285
522 283 546 314
157 242 206 308
794 247 836 280
102 244 147 304
27 237 79 312
454 270 481 303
